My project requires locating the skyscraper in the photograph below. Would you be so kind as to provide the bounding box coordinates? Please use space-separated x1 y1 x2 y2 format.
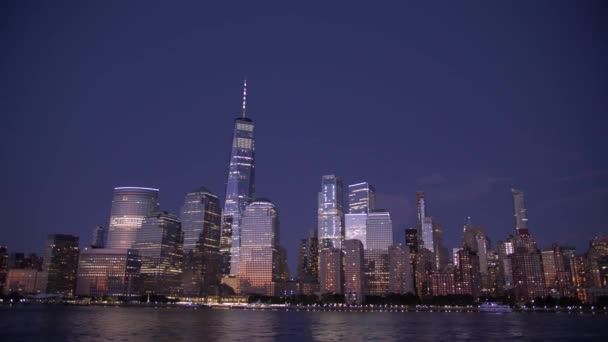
343 239 365 304
91 225 106 249
365 210 393 295
43 234 80 296
319 246 342 294
180 187 222 254
388 244 414 295
134 212 184 296
348 182 376 214
511 234 545 302
317 175 344 250
511 188 529 235
76 248 141 297
179 187 222 296
106 187 160 249
221 80 256 276
238 200 279 296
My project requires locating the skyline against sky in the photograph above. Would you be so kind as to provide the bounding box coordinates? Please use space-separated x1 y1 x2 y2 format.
2 1 606 274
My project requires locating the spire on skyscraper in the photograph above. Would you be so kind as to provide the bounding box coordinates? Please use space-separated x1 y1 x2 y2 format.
242 79 247 118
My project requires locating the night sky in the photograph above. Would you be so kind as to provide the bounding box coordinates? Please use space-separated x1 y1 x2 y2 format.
2 1 607 274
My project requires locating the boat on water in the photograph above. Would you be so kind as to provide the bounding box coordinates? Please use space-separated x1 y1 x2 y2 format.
479 302 512 313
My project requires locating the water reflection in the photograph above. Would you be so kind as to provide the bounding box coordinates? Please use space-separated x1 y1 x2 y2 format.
0 306 607 341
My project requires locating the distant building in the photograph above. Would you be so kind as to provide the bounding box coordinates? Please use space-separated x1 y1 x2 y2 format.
306 230 319 279
4 269 47 295
455 248 481 297
318 175 344 250
106 187 160 249
365 210 393 296
9 252 43 271
44 234 80 296
221 81 256 277
179 187 222 297
405 228 419 255
238 200 280 296
91 226 106 249
511 234 545 302
431 272 455 296
388 244 414 295
76 248 141 297
0 247 8 293
511 188 529 236
345 213 368 249
297 238 309 280
415 248 435 298
134 212 184 296
343 239 364 304
319 247 342 294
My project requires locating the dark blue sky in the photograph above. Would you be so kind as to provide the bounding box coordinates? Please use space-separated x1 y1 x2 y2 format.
2 1 607 274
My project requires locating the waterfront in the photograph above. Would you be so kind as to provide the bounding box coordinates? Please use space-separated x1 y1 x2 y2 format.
1 305 607 341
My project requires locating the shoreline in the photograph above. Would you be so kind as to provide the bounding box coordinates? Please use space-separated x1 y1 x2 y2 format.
1 302 606 314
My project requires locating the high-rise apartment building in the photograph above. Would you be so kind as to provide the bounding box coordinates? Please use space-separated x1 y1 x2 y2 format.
343 239 364 304
511 234 545 302
44 234 80 296
319 246 342 294
318 175 344 250
221 81 256 276
106 187 160 249
238 200 279 296
134 212 184 296
388 244 414 295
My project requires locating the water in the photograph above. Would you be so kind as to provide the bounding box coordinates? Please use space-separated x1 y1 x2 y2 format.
1 305 607 341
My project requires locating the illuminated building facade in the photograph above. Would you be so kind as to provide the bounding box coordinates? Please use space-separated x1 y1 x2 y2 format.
44 234 80 296
388 244 414 294
76 248 141 297
134 212 184 296
319 247 342 294
106 187 160 249
4 269 47 295
364 210 393 295
343 239 364 304
221 81 256 276
318 175 344 250
347 182 375 214
238 200 279 296
180 187 222 296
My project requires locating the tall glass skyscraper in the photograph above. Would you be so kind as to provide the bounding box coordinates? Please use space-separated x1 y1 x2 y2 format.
238 200 279 296
345 182 375 249
106 187 160 249
180 187 222 296
348 182 376 214
317 175 344 250
43 234 80 296
221 81 256 276
511 188 529 235
134 211 184 296
365 210 393 295
180 187 222 254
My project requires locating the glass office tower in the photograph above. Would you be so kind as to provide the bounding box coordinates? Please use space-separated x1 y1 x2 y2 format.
134 212 184 296
76 248 141 297
221 81 256 276
238 200 279 296
107 187 160 249
347 182 376 214
365 210 393 295
511 188 529 235
317 175 344 250
43 234 80 296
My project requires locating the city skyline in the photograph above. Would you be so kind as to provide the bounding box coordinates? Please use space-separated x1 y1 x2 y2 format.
2 2 606 277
